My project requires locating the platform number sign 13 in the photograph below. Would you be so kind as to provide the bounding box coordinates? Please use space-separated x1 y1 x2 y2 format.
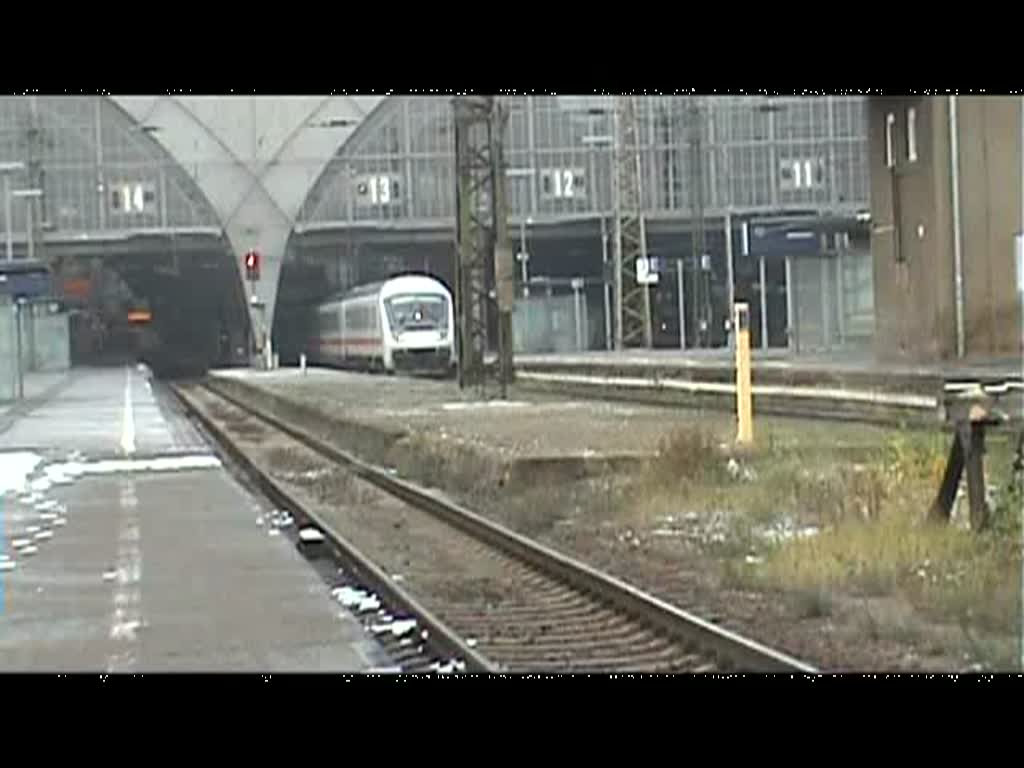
356 174 400 206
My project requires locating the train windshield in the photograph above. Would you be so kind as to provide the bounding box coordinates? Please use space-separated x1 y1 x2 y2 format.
384 293 449 332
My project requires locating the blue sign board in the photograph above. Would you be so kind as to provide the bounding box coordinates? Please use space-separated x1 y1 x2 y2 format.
0 264 52 301
743 220 822 258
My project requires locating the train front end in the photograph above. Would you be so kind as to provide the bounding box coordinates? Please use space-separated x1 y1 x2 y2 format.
381 276 456 376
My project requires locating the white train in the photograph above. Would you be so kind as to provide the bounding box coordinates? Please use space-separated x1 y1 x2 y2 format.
311 274 456 376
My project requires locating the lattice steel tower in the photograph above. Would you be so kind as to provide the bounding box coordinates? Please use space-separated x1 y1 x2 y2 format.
611 96 652 349
452 96 513 395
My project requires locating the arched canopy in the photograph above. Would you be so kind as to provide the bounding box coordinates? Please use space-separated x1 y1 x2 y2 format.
0 96 221 237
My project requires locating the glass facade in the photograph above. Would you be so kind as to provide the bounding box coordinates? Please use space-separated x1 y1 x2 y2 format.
0 96 870 243
0 96 220 238
297 96 870 228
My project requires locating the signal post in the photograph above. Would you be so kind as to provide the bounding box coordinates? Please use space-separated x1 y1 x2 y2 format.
734 302 753 446
243 249 271 369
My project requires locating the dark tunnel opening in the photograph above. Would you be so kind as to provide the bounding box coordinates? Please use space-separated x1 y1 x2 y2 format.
55 244 251 380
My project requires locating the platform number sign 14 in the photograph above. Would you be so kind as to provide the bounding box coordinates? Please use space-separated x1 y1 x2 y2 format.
110 182 155 214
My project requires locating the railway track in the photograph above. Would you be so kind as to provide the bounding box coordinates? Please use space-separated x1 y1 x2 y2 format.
173 379 818 675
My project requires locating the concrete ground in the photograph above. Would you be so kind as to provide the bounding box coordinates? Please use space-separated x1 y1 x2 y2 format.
213 366 678 460
0 365 389 672
0 371 72 428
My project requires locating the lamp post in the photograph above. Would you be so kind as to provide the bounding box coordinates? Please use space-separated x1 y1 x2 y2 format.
1 162 26 262
14 297 25 399
516 216 532 296
582 132 613 350
11 188 43 262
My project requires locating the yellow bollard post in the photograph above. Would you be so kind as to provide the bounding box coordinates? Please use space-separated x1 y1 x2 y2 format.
735 302 753 446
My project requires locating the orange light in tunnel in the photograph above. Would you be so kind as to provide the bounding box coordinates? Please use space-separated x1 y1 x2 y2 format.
127 310 152 324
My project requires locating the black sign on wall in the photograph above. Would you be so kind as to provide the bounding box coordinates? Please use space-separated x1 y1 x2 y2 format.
742 219 822 259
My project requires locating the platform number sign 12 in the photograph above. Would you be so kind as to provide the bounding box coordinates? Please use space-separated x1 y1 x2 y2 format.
553 169 575 198
542 168 585 199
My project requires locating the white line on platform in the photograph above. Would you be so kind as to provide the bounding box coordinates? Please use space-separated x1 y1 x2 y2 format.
107 479 142 672
120 366 136 456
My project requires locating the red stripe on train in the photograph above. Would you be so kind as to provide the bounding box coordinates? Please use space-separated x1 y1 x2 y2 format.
313 337 382 347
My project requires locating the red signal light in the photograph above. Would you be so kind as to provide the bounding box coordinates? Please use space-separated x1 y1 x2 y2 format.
244 250 260 280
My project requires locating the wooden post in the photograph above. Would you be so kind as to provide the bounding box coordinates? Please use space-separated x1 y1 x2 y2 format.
963 422 990 532
931 390 997 531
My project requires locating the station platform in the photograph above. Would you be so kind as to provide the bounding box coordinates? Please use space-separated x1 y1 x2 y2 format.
515 349 1023 396
207 365 902 494
0 366 388 672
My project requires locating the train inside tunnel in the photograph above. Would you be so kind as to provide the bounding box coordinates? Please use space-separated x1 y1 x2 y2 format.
49 242 251 379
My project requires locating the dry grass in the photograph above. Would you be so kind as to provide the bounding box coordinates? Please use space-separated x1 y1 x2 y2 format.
734 432 1021 647
617 420 1022 658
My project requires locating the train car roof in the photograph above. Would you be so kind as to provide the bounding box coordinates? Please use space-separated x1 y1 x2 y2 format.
319 274 449 306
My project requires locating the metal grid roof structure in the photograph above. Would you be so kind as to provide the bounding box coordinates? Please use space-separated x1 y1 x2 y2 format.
296 95 869 231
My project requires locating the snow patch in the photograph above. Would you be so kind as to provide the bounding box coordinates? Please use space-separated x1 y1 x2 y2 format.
332 586 367 609
299 527 325 543
44 455 221 481
371 619 418 638
358 596 381 613
0 451 44 495
441 400 530 411
759 521 820 544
